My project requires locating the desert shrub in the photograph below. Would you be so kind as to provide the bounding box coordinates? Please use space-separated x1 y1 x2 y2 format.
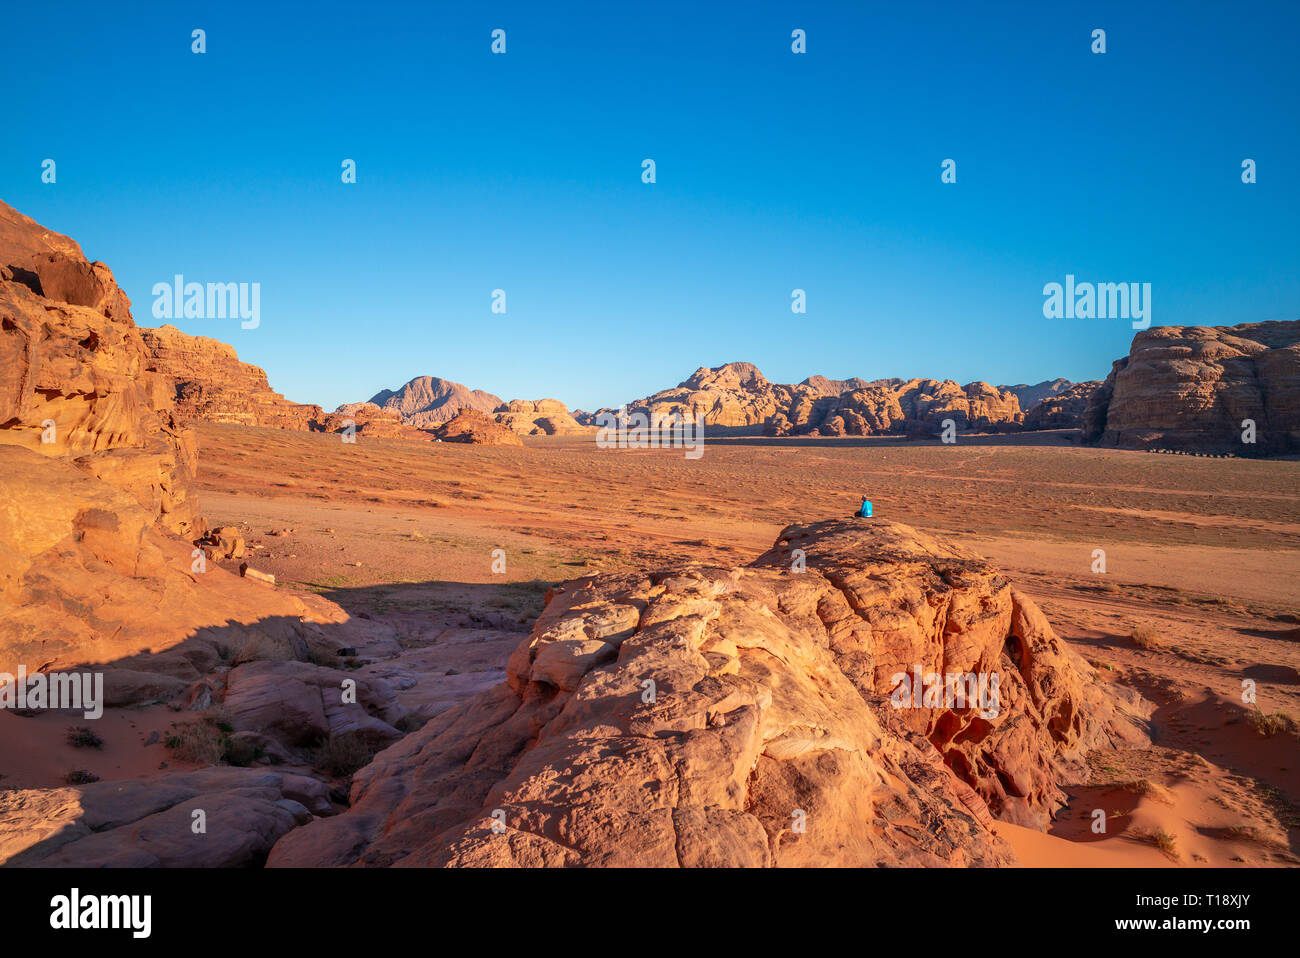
230 629 296 665
65 726 104 749
164 721 226 766
1123 780 1175 805
1136 827 1179 860
1130 624 1162 650
164 714 264 767
304 645 341 669
1248 710 1298 738
64 769 100 785
310 732 379 777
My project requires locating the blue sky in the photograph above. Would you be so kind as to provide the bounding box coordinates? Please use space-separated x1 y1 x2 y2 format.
4 1 1298 411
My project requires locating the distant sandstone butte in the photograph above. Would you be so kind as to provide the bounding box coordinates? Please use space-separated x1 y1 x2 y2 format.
493 398 590 436
1001 378 1074 412
319 401 434 441
140 324 324 431
268 518 1147 868
1083 319 1300 455
0 199 201 537
603 361 1024 436
369 375 503 427
431 408 523 445
1022 380 1101 431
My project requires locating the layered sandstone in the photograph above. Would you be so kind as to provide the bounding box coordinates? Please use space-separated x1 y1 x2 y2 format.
605 362 1025 437
1022 381 1101 430
318 402 434 441
1002 378 1073 412
0 200 200 537
767 379 1023 437
431 409 524 445
1083 320 1300 455
493 398 589 436
369 376 503 428
139 324 323 431
269 518 1147 867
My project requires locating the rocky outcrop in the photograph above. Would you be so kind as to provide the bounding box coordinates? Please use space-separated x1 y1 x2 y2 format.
493 399 590 436
139 324 323 431
1022 381 1101 430
0 202 384 697
606 362 1025 437
3 767 332 867
768 379 1023 437
431 409 524 445
369 376 503 428
0 201 201 537
1083 320 1300 455
1002 378 1073 411
317 402 433 441
268 519 1147 867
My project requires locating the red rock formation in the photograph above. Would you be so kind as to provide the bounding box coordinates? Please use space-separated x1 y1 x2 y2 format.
493 398 590 436
0 200 201 536
1002 378 1074 411
369 376 503 427
139 324 323 430
601 362 1024 437
770 378 1023 437
1083 320 1300 455
1023 381 1101 430
431 409 524 445
268 519 1147 867
318 401 434 440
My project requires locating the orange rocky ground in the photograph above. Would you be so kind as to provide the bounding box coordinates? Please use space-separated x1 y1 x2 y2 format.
190 424 1299 866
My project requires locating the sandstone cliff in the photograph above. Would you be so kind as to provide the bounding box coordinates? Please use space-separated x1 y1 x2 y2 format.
767 378 1023 437
1083 320 1300 455
602 362 1024 437
0 200 201 537
1002 378 1074 412
493 398 590 436
139 324 323 431
1022 381 1101 431
431 409 524 445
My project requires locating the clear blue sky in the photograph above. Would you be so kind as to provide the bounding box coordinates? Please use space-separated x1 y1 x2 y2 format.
4 1 1297 411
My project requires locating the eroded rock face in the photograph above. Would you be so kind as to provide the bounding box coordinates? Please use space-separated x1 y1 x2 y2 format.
269 519 1146 867
1083 320 1300 454
2 767 332 867
369 376 503 428
317 401 434 441
1001 378 1074 412
595 362 1024 437
430 409 523 445
493 398 590 436
768 379 1023 437
0 201 201 537
1022 381 1101 430
139 324 324 431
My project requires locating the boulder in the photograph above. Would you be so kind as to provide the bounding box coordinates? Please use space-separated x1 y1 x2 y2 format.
269 519 1148 867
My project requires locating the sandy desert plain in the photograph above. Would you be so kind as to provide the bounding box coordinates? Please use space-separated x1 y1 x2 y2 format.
83 423 1300 865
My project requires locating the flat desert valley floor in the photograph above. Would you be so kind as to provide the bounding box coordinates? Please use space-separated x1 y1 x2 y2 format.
189 424 1300 867
7 424 1297 867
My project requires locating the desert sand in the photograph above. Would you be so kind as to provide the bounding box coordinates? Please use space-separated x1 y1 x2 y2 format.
170 424 1299 866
